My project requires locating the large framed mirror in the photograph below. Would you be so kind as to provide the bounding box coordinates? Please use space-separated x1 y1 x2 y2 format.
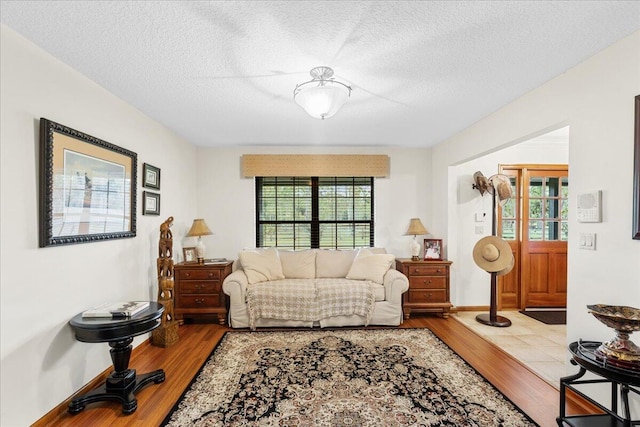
39 118 137 247
634 95 640 240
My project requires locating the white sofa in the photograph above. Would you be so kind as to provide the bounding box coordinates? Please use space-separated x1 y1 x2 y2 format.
222 247 409 329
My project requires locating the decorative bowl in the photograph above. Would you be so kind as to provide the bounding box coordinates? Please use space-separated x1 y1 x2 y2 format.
587 304 640 362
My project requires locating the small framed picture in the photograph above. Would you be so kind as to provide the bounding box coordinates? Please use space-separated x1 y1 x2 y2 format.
142 191 160 215
143 163 160 190
183 247 197 263
424 238 443 260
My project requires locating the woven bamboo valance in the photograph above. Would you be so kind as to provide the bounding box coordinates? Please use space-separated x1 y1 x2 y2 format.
241 154 390 178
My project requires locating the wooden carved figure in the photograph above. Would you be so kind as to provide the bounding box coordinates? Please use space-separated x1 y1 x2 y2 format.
152 216 179 347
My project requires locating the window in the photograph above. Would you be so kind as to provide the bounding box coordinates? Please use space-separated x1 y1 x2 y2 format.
528 176 568 241
256 177 374 249
500 176 517 240
499 169 569 242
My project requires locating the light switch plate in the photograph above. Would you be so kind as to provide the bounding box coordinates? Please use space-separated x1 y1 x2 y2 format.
475 212 485 222
579 232 596 250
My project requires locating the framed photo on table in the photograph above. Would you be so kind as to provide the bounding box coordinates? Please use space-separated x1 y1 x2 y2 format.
183 247 197 263
424 239 443 260
38 118 137 247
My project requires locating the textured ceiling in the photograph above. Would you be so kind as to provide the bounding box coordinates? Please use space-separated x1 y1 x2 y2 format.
1 1 639 148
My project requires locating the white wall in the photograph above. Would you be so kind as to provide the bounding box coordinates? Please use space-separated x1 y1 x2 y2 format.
0 25 198 426
432 30 640 406
3 21 639 426
194 146 432 260
449 132 569 306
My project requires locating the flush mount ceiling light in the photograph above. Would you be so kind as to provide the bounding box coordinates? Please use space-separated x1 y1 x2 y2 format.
293 66 352 120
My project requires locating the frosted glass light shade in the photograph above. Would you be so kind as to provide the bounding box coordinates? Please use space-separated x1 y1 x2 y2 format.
294 66 351 120
295 83 350 120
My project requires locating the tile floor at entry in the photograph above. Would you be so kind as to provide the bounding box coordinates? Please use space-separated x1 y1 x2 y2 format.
452 310 568 388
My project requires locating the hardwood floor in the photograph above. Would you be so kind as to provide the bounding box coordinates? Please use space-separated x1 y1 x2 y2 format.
35 316 595 427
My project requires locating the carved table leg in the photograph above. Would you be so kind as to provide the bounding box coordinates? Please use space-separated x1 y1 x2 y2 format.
68 337 165 415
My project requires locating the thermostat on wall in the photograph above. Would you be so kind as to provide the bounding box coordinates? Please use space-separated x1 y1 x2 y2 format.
577 190 602 223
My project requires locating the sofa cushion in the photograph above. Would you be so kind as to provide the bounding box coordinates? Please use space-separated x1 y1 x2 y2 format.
316 249 357 278
346 248 395 284
239 248 285 284
278 249 316 279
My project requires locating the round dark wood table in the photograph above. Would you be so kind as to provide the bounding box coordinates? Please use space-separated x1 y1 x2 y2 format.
68 302 165 415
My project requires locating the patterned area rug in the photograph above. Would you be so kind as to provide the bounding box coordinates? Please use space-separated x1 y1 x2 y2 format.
162 329 537 426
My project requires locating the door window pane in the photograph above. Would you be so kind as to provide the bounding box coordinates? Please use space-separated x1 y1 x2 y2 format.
529 177 543 197
502 220 516 240
545 199 560 220
529 199 543 219
529 220 543 240
561 222 569 241
502 198 515 218
545 221 560 240
561 177 569 198
545 177 560 196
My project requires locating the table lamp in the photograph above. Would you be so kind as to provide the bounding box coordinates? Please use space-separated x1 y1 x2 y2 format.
186 218 213 264
405 218 428 261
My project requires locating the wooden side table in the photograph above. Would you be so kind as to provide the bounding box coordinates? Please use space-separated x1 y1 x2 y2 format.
395 259 452 319
174 261 233 324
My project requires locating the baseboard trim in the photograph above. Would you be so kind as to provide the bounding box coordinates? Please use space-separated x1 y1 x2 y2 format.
32 338 154 427
455 305 490 312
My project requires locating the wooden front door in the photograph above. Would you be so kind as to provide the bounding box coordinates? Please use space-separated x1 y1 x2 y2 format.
498 165 568 309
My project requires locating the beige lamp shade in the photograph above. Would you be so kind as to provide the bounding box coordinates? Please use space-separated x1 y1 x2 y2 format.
186 219 213 237
404 218 428 236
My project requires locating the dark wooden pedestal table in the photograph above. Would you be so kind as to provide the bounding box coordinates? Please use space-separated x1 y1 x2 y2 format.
68 302 165 415
557 340 640 426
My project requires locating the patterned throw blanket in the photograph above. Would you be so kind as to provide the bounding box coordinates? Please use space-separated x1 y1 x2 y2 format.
246 279 375 330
